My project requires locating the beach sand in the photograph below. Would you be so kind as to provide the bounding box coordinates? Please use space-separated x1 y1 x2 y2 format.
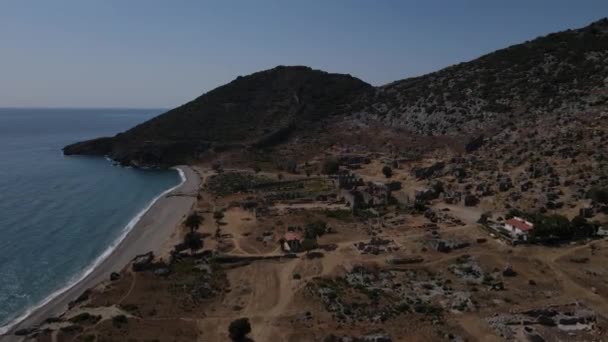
1 166 199 341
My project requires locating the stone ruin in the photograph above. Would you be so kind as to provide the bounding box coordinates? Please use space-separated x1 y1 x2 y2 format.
354 237 400 254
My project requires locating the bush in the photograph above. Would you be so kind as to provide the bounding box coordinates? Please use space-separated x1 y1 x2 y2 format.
213 210 225 220
301 238 319 252
185 212 203 232
184 232 204 254
60 325 83 334
587 187 608 204
571 215 599 238
112 315 128 328
324 209 352 221
531 214 572 239
305 220 328 239
68 312 101 325
382 166 393 178
228 317 251 341
322 158 340 175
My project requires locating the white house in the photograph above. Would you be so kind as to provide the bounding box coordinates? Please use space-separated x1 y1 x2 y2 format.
504 217 534 240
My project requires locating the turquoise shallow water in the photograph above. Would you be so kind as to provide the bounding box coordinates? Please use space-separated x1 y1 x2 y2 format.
0 108 180 331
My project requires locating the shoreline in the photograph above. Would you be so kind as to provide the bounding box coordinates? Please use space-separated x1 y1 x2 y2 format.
0 165 199 340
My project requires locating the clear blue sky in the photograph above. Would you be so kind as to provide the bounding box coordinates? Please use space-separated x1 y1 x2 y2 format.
1 0 606 108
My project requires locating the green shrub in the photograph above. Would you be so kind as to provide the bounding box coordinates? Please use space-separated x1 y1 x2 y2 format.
321 158 340 175
301 238 318 251
382 166 393 178
213 210 225 220
112 315 128 328
324 209 352 221
587 187 608 204
68 312 101 325
305 220 328 239
228 317 251 341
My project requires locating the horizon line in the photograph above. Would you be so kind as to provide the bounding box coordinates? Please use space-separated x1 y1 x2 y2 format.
0 106 169 111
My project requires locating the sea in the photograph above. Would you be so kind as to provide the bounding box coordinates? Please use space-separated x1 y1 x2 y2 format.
0 108 182 333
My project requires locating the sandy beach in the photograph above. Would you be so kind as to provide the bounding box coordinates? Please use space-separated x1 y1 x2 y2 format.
1 165 199 341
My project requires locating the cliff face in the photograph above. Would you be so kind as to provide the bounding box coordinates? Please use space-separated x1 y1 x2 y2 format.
63 66 372 166
64 19 608 167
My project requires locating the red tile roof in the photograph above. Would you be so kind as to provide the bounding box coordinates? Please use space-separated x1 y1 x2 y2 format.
506 218 534 232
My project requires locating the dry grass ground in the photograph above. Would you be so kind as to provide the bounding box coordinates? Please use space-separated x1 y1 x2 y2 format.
31 164 608 342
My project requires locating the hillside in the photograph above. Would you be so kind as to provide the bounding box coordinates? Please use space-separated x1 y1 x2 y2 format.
63 66 372 166
25 18 608 342
64 19 608 167
354 18 608 135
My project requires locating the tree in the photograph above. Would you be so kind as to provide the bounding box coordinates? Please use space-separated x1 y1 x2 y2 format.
184 232 203 255
305 220 328 239
478 212 491 225
228 318 251 341
571 215 599 239
322 157 340 175
213 210 225 221
185 212 203 233
301 238 318 252
212 161 224 174
532 214 572 239
382 166 393 178
587 187 608 204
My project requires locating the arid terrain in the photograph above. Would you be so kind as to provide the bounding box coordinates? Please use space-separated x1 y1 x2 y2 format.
21 151 608 341
13 18 608 342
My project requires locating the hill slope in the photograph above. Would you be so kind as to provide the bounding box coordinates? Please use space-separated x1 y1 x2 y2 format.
63 66 372 166
354 18 608 135
64 19 608 167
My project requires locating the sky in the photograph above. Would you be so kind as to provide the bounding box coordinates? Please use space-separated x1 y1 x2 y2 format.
1 1 607 108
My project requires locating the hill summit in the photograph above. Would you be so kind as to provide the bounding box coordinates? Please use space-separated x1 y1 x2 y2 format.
63 66 372 166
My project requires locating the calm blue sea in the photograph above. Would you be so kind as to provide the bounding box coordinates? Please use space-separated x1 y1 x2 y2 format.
0 108 181 332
